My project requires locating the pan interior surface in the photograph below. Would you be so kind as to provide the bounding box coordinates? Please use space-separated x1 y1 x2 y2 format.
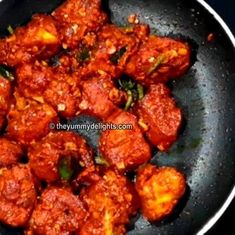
0 0 235 234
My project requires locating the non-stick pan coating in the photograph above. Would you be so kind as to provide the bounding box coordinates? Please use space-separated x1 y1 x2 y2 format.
0 0 235 234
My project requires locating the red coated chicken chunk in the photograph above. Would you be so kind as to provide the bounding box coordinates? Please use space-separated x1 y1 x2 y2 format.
29 131 93 183
0 138 23 167
0 76 12 129
95 24 138 70
0 164 36 227
28 187 86 235
0 15 60 67
125 36 191 85
16 62 81 118
79 74 126 120
79 24 148 79
99 110 151 170
52 0 107 49
77 168 139 235
135 164 186 221
134 84 182 151
7 96 58 146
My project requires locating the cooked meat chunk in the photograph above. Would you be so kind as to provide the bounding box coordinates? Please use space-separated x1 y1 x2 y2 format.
99 110 151 170
16 62 81 117
79 74 126 120
0 76 12 129
7 95 58 146
78 168 139 235
134 84 182 151
0 164 36 227
0 138 23 167
28 187 86 235
135 164 186 221
95 24 138 70
0 15 60 67
125 36 191 85
29 131 93 182
52 0 107 49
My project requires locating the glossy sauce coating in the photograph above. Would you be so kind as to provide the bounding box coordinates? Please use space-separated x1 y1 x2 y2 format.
125 36 191 85
29 131 93 182
28 187 86 235
0 76 12 129
99 109 151 170
52 0 107 49
79 74 126 120
16 62 81 118
0 15 60 67
7 96 58 146
134 83 182 151
77 168 139 235
0 138 23 167
136 164 186 221
0 164 36 227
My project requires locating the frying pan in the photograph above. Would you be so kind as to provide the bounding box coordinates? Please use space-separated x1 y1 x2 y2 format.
0 0 235 234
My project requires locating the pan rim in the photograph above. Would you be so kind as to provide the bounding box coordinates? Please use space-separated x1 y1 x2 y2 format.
196 0 235 234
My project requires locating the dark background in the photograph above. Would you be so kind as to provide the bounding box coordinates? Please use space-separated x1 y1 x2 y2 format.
205 1 235 234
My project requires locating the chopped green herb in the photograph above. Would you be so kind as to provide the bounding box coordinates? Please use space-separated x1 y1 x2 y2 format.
118 76 145 110
0 66 14 81
110 47 127 65
124 90 133 111
118 78 135 91
58 156 74 180
147 54 165 75
137 84 144 100
7 25 14 35
76 48 90 62
95 156 109 166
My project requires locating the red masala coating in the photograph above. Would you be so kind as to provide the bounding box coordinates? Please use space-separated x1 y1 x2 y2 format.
7 96 58 146
79 74 126 120
0 15 60 67
125 36 191 85
0 76 12 129
29 131 93 183
0 138 23 167
134 84 182 151
135 164 186 221
0 164 36 227
52 0 107 49
95 24 138 70
16 62 81 117
78 168 139 235
29 187 87 235
99 110 151 170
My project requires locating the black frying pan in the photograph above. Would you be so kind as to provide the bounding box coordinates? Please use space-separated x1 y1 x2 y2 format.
0 0 235 234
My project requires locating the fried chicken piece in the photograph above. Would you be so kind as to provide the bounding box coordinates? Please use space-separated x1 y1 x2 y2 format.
16 62 81 117
6 95 58 146
0 164 36 227
99 109 151 170
134 84 182 151
125 36 191 85
135 164 186 221
0 138 23 167
77 168 139 235
79 24 144 79
28 131 93 183
95 24 138 70
52 0 107 49
0 76 12 129
0 15 60 67
28 187 86 235
79 74 126 120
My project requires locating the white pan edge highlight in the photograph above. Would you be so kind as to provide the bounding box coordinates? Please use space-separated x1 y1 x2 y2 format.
196 0 235 234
